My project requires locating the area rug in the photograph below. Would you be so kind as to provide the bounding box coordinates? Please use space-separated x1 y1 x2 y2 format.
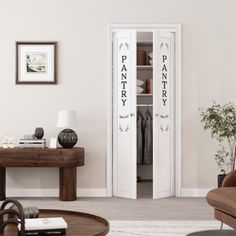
108 221 232 236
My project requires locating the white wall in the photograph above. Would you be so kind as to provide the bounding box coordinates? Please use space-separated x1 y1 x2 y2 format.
0 0 235 196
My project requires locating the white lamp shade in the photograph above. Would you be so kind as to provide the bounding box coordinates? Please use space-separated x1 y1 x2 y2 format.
57 110 77 128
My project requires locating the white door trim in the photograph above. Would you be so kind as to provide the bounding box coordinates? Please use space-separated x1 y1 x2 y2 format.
106 24 182 197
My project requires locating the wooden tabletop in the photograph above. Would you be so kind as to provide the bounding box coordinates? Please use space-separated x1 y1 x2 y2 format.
1 209 109 236
0 148 84 167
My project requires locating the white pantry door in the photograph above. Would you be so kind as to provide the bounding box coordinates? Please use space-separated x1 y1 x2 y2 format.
112 31 137 199
153 30 175 199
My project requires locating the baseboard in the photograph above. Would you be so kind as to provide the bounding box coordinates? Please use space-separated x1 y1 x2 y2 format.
6 188 107 198
77 188 107 197
181 188 211 197
7 187 211 198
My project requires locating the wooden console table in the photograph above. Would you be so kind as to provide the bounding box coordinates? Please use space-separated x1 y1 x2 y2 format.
0 147 84 201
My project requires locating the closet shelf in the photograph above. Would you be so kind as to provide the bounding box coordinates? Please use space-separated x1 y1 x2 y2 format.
137 41 152 46
137 163 153 166
137 104 153 107
137 94 153 97
137 65 153 69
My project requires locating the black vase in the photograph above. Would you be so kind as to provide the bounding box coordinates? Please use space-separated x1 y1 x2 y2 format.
57 129 78 148
218 174 226 188
35 127 44 139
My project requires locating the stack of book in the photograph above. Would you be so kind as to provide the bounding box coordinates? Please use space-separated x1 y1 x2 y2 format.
18 217 67 235
19 138 46 148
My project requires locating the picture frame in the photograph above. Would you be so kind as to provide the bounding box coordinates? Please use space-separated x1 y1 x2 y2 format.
16 42 57 84
49 138 57 149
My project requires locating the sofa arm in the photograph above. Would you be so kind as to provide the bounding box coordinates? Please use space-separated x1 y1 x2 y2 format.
222 170 236 187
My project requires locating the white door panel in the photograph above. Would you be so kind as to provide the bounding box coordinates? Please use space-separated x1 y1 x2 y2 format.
113 31 137 199
153 30 175 199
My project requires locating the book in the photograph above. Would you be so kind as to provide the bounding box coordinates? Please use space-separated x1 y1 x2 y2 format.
18 217 67 231
23 134 36 139
19 143 46 148
19 141 46 144
22 228 66 236
19 138 46 148
19 138 46 144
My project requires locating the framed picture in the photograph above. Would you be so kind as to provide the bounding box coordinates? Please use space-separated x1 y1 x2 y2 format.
16 42 57 84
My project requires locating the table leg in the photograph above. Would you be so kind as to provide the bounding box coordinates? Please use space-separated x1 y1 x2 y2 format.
0 167 6 200
59 167 76 201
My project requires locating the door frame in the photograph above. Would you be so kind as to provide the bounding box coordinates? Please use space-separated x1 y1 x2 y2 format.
106 24 182 197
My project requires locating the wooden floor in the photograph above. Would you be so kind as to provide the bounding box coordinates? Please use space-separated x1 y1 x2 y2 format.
137 181 153 198
6 196 213 221
1 184 213 220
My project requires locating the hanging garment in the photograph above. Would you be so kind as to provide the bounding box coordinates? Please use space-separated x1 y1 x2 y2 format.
137 110 144 164
143 110 153 164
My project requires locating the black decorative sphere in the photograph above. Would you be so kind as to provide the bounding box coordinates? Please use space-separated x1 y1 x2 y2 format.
57 129 78 148
35 127 44 139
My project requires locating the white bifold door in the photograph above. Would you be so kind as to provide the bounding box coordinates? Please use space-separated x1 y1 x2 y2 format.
153 30 175 199
112 30 137 199
112 29 175 199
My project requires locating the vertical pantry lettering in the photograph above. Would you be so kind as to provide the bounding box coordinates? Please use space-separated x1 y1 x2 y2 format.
121 55 127 106
161 54 168 106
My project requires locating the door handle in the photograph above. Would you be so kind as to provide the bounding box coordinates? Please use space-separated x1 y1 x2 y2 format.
130 113 135 117
155 113 159 117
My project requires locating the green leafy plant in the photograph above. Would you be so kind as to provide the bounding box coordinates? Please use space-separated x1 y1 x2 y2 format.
214 144 232 174
200 102 236 173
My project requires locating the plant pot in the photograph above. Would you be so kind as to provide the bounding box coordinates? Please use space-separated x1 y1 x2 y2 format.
218 174 226 188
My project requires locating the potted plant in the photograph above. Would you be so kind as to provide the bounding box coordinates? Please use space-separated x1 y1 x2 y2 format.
200 102 236 187
214 144 232 187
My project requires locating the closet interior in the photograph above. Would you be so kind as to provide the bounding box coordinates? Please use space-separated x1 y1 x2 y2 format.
136 32 153 198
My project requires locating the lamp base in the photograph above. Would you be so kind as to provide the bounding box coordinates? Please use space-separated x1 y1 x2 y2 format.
57 129 78 148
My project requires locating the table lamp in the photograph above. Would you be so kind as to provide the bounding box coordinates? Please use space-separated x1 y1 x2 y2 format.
57 110 78 148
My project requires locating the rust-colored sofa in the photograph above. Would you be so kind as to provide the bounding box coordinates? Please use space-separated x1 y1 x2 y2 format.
207 170 236 229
